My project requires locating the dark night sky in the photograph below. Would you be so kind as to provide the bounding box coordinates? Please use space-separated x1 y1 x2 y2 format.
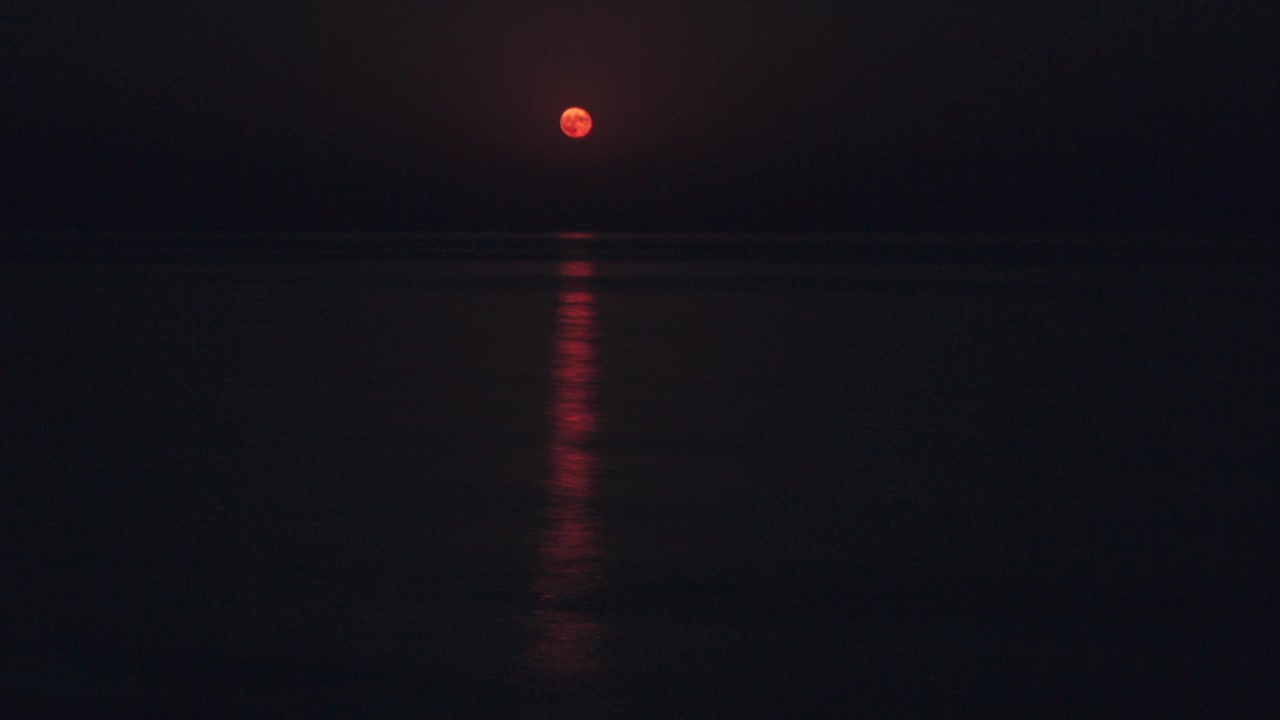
4 1 1277 231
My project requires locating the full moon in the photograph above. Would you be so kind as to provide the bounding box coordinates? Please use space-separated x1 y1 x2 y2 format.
560 107 592 139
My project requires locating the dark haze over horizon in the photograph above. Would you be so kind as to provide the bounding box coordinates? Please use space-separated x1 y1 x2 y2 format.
5 1 1277 232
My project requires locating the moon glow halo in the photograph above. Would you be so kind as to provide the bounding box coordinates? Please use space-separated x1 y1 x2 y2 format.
560 107 592 139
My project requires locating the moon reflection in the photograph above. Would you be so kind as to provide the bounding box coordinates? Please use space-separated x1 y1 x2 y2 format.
529 258 603 683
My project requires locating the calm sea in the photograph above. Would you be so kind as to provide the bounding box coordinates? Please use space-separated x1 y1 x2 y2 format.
3 233 1276 716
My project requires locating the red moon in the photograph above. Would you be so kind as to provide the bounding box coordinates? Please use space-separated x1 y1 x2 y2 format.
560 107 592 139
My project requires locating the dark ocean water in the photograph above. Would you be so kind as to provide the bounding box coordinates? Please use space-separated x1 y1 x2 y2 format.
3 234 1277 717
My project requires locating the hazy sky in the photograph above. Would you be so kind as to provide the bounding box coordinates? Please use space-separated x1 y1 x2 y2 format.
5 1 1277 231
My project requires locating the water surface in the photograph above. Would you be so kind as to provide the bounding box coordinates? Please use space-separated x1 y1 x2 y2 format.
3 234 1276 716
